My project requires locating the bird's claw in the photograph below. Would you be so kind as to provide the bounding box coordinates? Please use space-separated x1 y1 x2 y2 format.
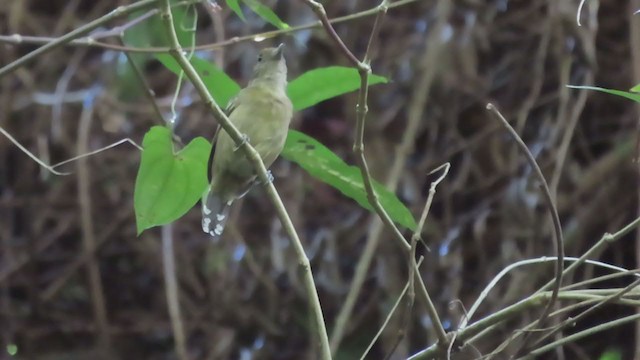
265 170 274 184
255 170 274 186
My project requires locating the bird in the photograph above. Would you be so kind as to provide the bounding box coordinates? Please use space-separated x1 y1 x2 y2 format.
202 44 293 239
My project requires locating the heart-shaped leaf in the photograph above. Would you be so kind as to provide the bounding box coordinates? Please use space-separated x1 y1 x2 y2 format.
134 126 211 234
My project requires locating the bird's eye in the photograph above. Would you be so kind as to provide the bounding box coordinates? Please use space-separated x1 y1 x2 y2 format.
257 55 263 62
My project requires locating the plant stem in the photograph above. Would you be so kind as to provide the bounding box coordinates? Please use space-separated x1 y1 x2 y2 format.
159 1 331 358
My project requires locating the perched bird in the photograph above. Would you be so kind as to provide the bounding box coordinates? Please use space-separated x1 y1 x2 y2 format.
202 44 293 239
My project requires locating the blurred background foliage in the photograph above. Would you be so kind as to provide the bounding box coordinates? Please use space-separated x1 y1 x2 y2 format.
1 0 639 359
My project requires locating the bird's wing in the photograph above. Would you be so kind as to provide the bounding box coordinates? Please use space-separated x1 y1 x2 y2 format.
225 93 241 116
207 92 243 183
207 125 220 184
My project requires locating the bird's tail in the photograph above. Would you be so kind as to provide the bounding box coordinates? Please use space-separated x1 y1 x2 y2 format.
202 188 232 239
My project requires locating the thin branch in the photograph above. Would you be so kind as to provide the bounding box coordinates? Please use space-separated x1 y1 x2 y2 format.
522 312 640 359
162 224 190 360
76 91 111 350
0 0 163 78
328 0 429 352
412 163 450 244
51 138 142 170
460 255 630 331
410 279 640 360
562 269 640 291
0 124 70 175
410 163 451 344
0 0 423 54
540 216 640 292
300 0 410 254
532 277 640 349
486 103 564 341
302 0 451 355
386 164 451 359
360 257 425 360
159 1 331 358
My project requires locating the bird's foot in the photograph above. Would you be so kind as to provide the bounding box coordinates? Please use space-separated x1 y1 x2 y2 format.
255 170 274 186
234 134 251 152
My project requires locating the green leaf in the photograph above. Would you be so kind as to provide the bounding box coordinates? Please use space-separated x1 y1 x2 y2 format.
225 0 246 21
288 66 388 111
119 3 196 99
156 54 241 109
281 130 416 230
567 85 640 103
631 83 640 93
124 2 196 48
243 0 289 29
598 349 622 360
156 56 389 112
134 126 211 234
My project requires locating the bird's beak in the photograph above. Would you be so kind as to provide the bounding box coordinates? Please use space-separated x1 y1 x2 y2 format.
275 43 285 58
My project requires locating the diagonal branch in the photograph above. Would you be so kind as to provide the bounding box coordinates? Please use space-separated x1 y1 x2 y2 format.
158 1 331 359
486 103 564 353
300 0 451 354
0 0 163 78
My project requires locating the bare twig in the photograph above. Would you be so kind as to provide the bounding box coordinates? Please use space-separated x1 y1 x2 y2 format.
360 257 425 360
413 163 450 245
0 0 422 54
0 0 163 78
408 163 450 344
0 124 70 175
302 0 454 354
76 91 111 350
486 103 564 344
162 224 190 360
532 277 640 349
51 138 142 170
159 1 331 358
521 313 640 359
410 255 640 360
540 216 640 292
386 164 450 359
299 0 409 251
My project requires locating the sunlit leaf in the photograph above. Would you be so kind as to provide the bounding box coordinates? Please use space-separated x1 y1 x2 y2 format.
568 85 640 103
281 130 417 230
134 126 211 234
225 0 246 21
288 66 388 110
156 54 241 109
631 83 640 93
244 0 289 29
